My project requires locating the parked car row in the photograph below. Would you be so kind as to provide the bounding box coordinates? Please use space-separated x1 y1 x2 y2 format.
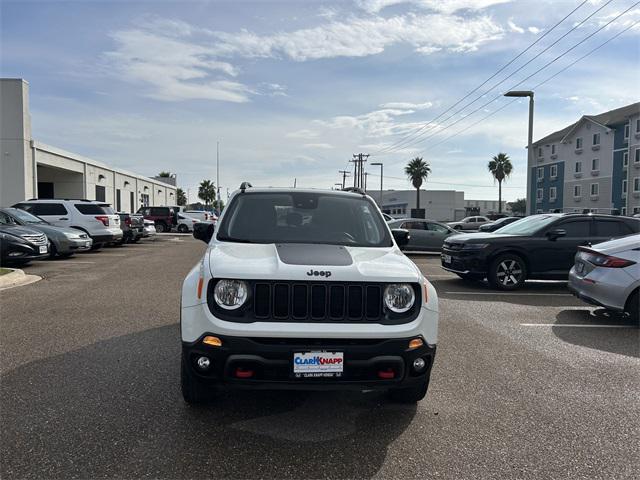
0 198 185 266
136 206 217 233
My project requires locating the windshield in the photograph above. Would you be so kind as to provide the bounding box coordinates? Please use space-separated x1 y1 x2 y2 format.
0 211 17 225
494 215 558 235
217 192 392 247
6 208 45 224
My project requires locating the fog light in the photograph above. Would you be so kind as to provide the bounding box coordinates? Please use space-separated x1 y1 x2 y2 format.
408 338 424 350
202 336 222 347
413 358 426 372
196 356 211 370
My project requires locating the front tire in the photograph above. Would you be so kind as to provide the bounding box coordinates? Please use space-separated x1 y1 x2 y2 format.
181 356 215 404
177 224 189 233
389 380 429 403
488 253 527 290
155 222 166 233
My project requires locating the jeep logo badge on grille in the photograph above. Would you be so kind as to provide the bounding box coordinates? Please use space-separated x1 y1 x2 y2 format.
307 269 332 278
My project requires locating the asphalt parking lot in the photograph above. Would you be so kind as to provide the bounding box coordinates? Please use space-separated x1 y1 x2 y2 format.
1 238 638 479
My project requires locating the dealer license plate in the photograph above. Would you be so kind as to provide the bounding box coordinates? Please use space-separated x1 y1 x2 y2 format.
293 351 343 378
442 254 452 264
39 245 47 254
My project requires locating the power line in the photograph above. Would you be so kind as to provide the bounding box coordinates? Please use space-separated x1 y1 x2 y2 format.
411 19 639 155
373 0 617 156
372 0 591 156
381 1 638 154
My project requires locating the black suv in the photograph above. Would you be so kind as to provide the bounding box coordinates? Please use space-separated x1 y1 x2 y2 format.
441 214 640 290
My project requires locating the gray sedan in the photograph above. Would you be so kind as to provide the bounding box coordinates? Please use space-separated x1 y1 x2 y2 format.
388 218 459 252
1 207 92 257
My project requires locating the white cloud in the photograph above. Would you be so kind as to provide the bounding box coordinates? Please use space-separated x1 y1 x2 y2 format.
355 0 511 14
528 26 541 34
212 13 504 61
379 101 433 110
105 26 250 102
303 143 334 149
507 20 524 33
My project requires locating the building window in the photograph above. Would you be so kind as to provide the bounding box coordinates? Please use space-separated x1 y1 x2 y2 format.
623 151 629 167
635 149 640 164
536 209 543 214
536 188 543 201
634 177 640 193
624 124 630 139
551 144 556 155
550 164 557 178
537 147 543 157
590 183 599 196
574 185 581 198
576 137 583 149
622 179 627 194
634 207 640 215
621 207 626 216
592 133 600 145
591 158 599 171
537 167 544 179
575 161 582 173
550 187 557 201
636 119 640 133
95 185 106 202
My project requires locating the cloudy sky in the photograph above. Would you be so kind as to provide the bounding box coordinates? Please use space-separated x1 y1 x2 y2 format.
2 0 639 203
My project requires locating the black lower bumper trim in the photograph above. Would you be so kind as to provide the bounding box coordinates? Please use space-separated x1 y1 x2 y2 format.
182 334 436 390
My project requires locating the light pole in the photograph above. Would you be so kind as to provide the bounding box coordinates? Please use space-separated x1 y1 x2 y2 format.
504 90 534 214
371 162 383 207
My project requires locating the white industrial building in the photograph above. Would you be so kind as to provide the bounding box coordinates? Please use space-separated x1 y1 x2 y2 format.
0 79 177 212
378 189 509 221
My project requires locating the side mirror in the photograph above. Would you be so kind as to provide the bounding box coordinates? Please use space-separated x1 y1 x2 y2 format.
193 222 214 243
391 228 410 248
546 228 566 240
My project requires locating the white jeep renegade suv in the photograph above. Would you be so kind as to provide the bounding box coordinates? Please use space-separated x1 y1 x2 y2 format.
181 186 439 403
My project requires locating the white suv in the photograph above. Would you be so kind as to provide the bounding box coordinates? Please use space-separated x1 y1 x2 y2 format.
13 199 122 248
181 186 439 404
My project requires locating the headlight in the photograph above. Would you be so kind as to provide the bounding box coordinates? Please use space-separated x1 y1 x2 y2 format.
64 232 82 239
213 279 248 310
383 283 415 313
461 243 489 250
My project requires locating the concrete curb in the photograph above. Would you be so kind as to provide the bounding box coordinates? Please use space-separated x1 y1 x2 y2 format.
0 268 42 291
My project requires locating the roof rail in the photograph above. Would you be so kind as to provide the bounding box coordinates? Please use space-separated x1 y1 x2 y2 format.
342 187 366 195
239 182 253 192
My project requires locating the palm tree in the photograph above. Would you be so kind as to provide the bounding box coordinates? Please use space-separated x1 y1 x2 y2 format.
488 153 513 214
198 180 216 209
176 188 187 206
404 157 431 214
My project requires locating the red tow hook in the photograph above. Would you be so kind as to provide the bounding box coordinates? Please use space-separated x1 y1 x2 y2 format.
377 368 395 379
235 367 254 379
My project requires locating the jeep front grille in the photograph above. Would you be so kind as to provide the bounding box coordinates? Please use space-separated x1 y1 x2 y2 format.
207 280 421 325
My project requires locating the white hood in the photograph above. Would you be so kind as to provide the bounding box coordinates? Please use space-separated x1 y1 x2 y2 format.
207 243 422 283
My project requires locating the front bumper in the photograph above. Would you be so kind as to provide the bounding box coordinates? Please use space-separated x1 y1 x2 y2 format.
57 237 92 254
440 248 488 276
182 334 436 390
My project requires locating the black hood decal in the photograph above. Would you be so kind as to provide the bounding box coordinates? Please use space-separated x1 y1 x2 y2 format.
276 243 353 266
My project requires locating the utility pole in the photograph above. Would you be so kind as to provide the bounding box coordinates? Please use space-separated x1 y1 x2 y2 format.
350 153 369 189
364 172 369 192
216 141 220 212
338 170 350 189
371 162 383 207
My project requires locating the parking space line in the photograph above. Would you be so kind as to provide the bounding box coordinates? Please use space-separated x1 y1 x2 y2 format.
521 323 637 328
445 291 571 296
60 261 96 264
